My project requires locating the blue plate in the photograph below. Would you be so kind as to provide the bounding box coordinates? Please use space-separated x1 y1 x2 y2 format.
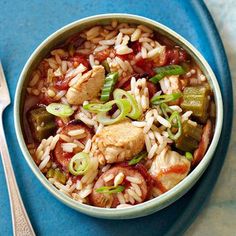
0 0 232 235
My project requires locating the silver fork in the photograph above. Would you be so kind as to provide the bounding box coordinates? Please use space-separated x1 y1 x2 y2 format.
0 62 35 236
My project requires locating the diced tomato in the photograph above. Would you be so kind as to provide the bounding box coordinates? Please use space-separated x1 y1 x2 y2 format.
116 76 132 90
129 41 142 54
70 54 90 69
54 76 71 90
117 52 135 61
165 47 189 65
147 82 158 98
136 58 155 76
94 48 112 62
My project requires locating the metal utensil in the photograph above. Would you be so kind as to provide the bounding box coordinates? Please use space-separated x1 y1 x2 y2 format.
0 62 35 236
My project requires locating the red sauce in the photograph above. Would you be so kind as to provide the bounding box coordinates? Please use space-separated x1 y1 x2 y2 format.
70 54 90 69
117 52 135 61
54 76 71 90
160 164 189 176
146 81 158 98
135 58 155 76
94 48 114 62
129 41 142 54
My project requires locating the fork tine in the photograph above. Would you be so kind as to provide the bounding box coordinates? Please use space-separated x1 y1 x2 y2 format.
0 61 11 107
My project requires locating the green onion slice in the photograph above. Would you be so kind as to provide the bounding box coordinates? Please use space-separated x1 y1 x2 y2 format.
113 89 141 120
160 103 174 119
167 111 182 140
83 103 113 113
149 65 185 84
129 151 148 165
151 93 182 105
185 152 193 161
68 152 90 176
96 99 131 125
46 103 74 117
96 185 125 194
100 72 119 102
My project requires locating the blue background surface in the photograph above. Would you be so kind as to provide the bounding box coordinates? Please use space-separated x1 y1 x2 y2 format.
0 0 232 235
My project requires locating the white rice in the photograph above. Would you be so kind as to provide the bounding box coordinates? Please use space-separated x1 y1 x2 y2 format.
84 139 92 153
127 189 142 202
131 183 142 197
126 176 142 184
103 174 114 182
182 111 193 122
117 192 126 204
132 121 146 128
61 143 77 153
148 143 158 159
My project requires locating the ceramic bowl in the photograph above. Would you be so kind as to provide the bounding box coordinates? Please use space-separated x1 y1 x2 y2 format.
14 14 223 219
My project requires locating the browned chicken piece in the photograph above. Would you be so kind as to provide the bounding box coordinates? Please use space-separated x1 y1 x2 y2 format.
90 166 148 208
91 120 145 165
66 65 105 105
149 147 190 192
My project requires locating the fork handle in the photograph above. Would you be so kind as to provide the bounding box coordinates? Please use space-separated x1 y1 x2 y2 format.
0 110 35 236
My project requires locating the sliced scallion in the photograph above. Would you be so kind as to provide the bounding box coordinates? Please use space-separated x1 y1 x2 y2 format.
83 103 113 113
46 103 74 117
100 72 119 102
167 111 182 140
96 185 125 194
113 89 141 120
68 152 90 176
185 152 193 161
96 99 131 125
151 93 182 105
149 65 185 84
129 151 148 165
160 103 174 119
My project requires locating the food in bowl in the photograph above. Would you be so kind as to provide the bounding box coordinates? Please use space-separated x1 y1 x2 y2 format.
23 20 216 208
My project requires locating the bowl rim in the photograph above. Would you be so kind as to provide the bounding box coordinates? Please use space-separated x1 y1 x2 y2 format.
14 13 223 219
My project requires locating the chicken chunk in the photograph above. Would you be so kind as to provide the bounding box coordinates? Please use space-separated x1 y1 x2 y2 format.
90 166 148 208
149 147 190 192
91 120 145 165
66 65 105 105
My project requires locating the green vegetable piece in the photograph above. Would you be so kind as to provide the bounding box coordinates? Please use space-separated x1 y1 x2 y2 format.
160 103 174 119
129 151 147 165
96 185 125 194
100 72 119 102
46 103 74 117
102 60 110 73
151 93 182 105
167 111 182 140
29 107 56 142
46 168 55 179
46 168 67 184
175 120 203 152
149 65 185 84
96 99 131 125
113 89 142 120
83 102 113 113
181 86 211 123
185 152 193 161
69 152 90 176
